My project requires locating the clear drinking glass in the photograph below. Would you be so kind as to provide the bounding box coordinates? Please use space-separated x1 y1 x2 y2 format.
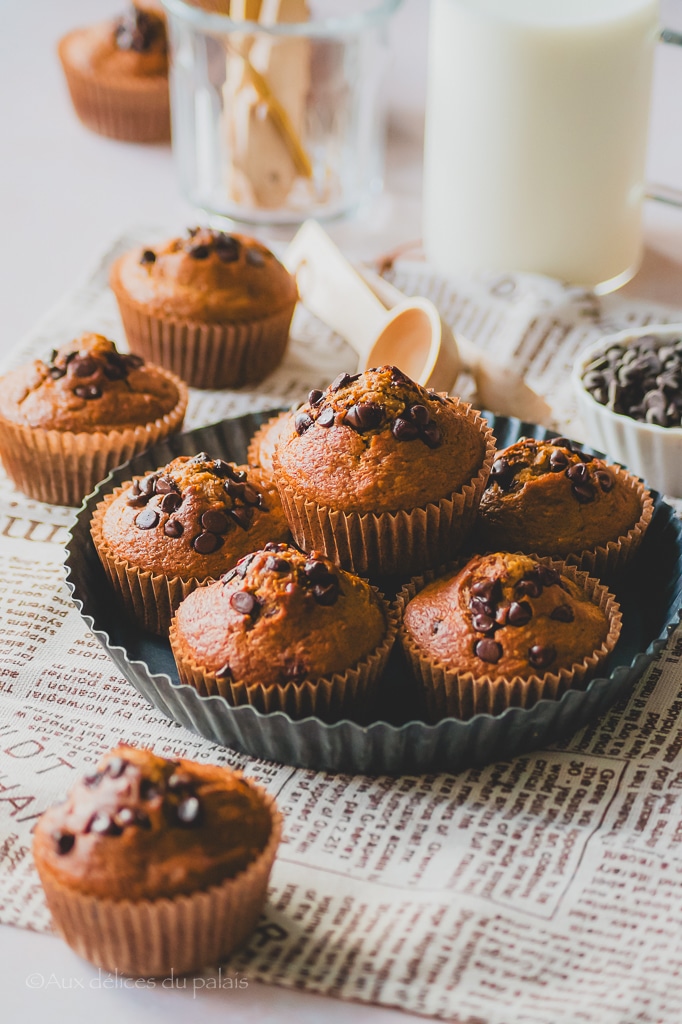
423 0 682 293
162 0 402 224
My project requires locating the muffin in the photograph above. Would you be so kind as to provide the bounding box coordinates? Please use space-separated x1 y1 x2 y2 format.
33 745 281 977
273 365 495 576
247 408 294 482
91 451 291 634
169 542 398 720
0 333 187 507
110 227 299 389
58 7 170 143
400 551 621 720
475 436 653 576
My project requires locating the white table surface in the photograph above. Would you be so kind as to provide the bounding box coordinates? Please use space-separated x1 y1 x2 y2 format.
2 1 682 1021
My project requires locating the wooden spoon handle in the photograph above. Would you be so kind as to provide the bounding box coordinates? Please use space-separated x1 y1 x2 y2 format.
284 221 389 357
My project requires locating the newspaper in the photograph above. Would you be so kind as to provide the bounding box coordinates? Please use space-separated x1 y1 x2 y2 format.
1 230 682 1024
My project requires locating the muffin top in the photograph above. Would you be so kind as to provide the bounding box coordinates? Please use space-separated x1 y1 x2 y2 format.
247 410 294 479
32 745 273 902
403 552 611 681
110 227 298 322
0 333 185 433
59 8 168 81
172 543 387 686
273 365 489 513
476 436 644 556
96 452 290 578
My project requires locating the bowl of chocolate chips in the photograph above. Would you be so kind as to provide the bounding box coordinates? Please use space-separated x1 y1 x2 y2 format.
573 325 682 497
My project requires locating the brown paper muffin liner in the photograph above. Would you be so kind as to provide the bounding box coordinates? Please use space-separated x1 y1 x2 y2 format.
168 590 399 723
36 787 282 978
0 373 187 508
397 559 622 722
59 37 171 143
558 466 654 579
246 410 293 478
90 489 215 636
275 401 496 577
112 292 297 390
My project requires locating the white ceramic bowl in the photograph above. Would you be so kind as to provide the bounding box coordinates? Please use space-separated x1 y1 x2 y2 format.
572 324 682 497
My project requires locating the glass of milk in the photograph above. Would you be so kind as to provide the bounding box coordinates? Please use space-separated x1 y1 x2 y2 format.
423 0 680 292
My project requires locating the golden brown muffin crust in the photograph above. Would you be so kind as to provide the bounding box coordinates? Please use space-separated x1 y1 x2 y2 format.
98 453 290 577
477 437 643 555
110 228 298 322
172 543 387 686
274 366 487 513
59 10 168 83
33 746 272 902
403 552 609 680
0 333 184 432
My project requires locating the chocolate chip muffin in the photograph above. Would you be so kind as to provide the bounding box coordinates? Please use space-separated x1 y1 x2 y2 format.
33 745 281 977
58 7 170 142
169 542 398 720
475 436 653 576
91 452 290 634
273 366 495 576
0 333 187 506
247 409 294 483
400 551 621 720
110 227 298 388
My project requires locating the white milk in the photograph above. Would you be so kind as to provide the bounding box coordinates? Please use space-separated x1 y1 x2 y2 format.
423 0 659 290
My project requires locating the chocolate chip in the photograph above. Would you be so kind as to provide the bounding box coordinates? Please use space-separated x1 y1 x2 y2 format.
572 482 596 503
167 772 194 791
392 417 419 441
215 663 232 679
551 437 573 450
470 595 495 617
114 807 150 829
490 457 515 491
201 508 230 533
73 384 101 400
313 581 339 605
135 508 159 530
161 492 182 513
53 830 75 855
409 403 430 426
344 402 383 431
193 531 220 554
176 796 201 826
244 247 265 267
127 493 149 508
528 644 556 670
330 372 352 391
105 756 126 779
242 484 260 505
516 577 542 599
188 244 210 260
140 249 156 265
164 519 184 538
421 422 442 448
48 366 66 380
471 580 498 601
549 448 569 471
83 771 102 787
303 559 330 582
212 459 235 478
139 474 158 497
508 601 532 627
264 541 286 552
284 659 308 681
595 469 614 492
550 604 575 622
266 556 290 573
474 639 503 663
71 355 99 377
230 506 254 529
317 406 335 428
155 475 176 494
495 602 510 626
566 462 589 484
308 389 323 406
215 236 240 263
295 412 313 435
472 613 495 633
231 590 256 615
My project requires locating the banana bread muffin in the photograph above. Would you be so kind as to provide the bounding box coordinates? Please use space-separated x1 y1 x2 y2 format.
58 6 170 142
0 333 187 506
273 365 495 576
91 451 290 634
33 745 281 976
475 436 653 576
170 542 398 720
400 551 621 720
110 227 298 388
